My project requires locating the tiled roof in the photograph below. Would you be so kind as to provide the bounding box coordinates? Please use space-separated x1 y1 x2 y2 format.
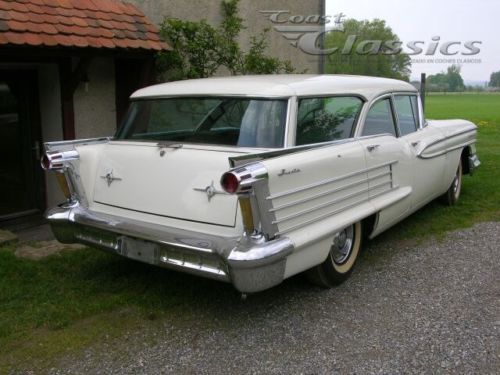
0 0 170 51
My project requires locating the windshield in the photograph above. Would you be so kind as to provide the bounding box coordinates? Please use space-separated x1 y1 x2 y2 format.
115 97 288 148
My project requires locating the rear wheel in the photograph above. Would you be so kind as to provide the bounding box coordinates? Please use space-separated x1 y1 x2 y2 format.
307 221 363 288
441 162 462 206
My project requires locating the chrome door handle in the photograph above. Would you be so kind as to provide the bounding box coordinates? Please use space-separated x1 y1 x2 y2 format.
366 144 380 152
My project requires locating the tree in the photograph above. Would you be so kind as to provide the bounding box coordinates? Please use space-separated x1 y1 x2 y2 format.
489 71 500 88
445 64 464 92
156 0 295 81
324 19 411 81
427 73 449 92
428 64 464 92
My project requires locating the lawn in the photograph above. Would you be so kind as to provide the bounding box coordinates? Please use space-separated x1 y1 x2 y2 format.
0 94 499 372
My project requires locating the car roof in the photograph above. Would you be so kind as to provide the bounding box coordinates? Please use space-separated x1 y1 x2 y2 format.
131 74 418 101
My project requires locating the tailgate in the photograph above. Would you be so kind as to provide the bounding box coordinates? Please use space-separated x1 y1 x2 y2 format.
92 142 241 227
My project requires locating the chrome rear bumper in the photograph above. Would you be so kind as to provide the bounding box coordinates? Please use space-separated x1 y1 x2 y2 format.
46 202 293 293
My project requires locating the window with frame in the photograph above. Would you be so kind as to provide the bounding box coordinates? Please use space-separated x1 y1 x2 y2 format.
296 96 363 145
115 97 288 148
362 98 397 137
394 95 419 136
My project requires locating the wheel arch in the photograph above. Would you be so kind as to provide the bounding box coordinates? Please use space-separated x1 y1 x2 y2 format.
461 146 472 175
362 213 378 239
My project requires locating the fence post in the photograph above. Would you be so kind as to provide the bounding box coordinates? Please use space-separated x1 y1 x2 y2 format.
420 73 426 112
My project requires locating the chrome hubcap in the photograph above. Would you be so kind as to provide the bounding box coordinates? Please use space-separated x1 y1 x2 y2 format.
331 225 354 265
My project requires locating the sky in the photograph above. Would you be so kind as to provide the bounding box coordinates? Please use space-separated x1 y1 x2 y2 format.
325 0 500 84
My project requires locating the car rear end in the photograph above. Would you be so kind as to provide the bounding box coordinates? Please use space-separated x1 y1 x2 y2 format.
42 94 294 293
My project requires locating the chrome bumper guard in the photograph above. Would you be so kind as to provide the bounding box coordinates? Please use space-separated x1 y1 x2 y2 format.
468 154 481 175
46 203 294 293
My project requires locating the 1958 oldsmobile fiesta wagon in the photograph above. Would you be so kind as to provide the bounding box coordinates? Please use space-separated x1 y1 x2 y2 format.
42 75 480 293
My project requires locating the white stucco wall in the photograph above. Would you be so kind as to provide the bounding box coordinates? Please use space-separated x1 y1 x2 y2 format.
128 0 323 74
39 58 117 208
73 57 117 139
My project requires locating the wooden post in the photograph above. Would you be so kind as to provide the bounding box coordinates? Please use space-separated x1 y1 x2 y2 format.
420 73 426 112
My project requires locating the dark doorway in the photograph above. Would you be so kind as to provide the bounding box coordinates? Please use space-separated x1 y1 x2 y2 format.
0 70 44 222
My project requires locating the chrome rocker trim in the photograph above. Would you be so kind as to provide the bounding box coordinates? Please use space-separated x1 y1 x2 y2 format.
46 202 294 293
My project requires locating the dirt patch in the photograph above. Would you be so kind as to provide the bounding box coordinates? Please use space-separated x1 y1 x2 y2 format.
0 229 17 245
15 240 86 260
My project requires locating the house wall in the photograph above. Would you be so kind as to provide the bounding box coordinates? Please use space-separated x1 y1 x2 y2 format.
38 58 117 208
129 0 324 74
38 64 66 207
73 57 117 139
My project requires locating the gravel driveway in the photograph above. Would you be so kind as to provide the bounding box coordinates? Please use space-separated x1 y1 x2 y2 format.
53 222 499 374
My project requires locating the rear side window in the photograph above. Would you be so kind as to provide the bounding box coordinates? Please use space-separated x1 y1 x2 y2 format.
362 98 397 137
296 96 363 145
394 95 419 136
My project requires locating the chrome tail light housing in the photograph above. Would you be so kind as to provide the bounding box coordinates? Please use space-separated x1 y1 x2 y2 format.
41 150 79 171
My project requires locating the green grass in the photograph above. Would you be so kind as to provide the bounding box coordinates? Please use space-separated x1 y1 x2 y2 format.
0 94 499 372
0 245 238 372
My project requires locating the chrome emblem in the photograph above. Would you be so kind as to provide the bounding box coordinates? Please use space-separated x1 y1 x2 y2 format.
278 168 301 177
193 181 228 202
100 170 122 186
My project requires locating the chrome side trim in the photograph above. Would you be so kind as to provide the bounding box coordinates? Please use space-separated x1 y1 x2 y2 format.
44 137 111 152
283 97 297 148
418 140 476 159
267 160 397 235
272 181 391 225
276 185 400 235
270 177 366 212
229 134 402 168
229 138 356 168
417 128 476 159
269 170 392 213
267 160 398 200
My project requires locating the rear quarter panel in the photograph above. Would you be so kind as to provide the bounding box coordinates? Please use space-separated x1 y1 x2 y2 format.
259 141 371 275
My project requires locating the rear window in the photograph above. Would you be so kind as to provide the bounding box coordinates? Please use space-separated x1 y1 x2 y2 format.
115 97 288 148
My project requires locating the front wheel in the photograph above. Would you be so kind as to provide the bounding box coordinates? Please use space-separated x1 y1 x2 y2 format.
441 162 462 206
306 221 363 288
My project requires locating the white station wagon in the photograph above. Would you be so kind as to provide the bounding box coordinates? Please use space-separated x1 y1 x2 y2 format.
42 75 480 293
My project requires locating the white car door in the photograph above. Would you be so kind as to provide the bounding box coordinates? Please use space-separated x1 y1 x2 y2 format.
357 95 414 234
393 94 447 209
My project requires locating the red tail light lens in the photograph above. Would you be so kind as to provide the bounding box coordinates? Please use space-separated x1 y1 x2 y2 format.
221 172 239 194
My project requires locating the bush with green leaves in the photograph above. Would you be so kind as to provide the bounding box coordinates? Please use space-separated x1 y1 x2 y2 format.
156 0 295 81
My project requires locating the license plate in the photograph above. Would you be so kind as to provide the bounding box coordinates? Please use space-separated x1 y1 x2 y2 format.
119 236 158 265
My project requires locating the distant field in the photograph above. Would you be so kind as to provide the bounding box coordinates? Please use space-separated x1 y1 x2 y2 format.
374 93 500 241
426 93 500 124
0 93 499 373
